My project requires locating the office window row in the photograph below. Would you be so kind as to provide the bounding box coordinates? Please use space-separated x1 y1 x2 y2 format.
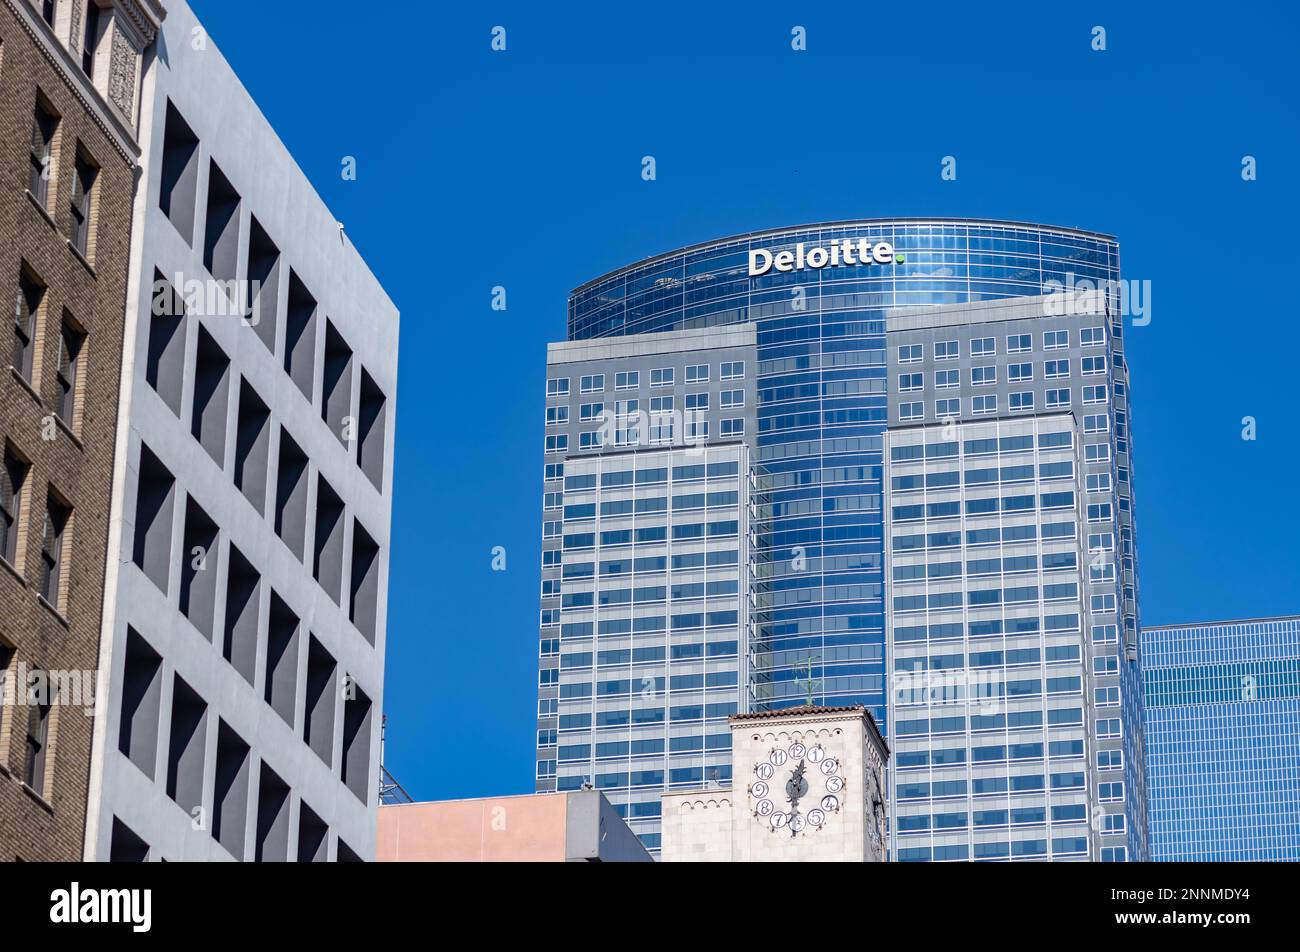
897 839 1098 862
155 102 388 491
896 329 1106 363
548 361 747 398
147 278 383 566
546 389 746 426
898 358 1106 393
130 441 381 645
1 442 74 616
12 263 90 438
26 92 102 263
0 643 62 800
35 1 109 83
901 398 1110 426
114 626 370 860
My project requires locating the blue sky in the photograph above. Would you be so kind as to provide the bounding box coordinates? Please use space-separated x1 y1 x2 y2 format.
190 0 1298 802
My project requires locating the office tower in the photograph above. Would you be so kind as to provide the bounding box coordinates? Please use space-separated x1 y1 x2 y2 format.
540 326 755 852
885 414 1105 860
538 219 1143 856
883 293 1146 861
0 0 161 862
81 0 398 861
1142 615 1300 861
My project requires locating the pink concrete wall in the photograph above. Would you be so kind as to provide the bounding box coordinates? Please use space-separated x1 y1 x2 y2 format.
376 794 569 862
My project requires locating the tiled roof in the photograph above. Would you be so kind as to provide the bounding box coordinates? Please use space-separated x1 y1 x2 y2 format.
730 704 865 722
729 704 890 754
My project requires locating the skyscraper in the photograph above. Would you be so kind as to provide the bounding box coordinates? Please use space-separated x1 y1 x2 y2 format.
1142 615 1300 861
80 0 398 861
540 327 755 852
883 292 1146 861
537 219 1145 857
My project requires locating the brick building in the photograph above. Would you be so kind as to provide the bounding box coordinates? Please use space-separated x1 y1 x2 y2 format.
0 0 162 861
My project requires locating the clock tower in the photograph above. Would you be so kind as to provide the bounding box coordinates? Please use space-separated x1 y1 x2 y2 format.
661 705 889 862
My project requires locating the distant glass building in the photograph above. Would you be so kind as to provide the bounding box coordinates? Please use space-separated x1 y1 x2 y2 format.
1142 616 1300 861
538 219 1145 856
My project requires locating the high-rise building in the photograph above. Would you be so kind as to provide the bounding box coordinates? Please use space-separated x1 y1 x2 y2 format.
537 219 1145 858
1142 615 1300 861
882 292 1147 862
540 326 756 852
0 0 162 862
79 0 399 861
883 415 1118 861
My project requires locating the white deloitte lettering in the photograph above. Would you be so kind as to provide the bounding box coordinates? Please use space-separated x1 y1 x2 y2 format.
748 239 900 277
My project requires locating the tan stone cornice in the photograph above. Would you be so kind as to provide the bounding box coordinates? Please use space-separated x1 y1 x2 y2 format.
109 0 166 47
5 0 145 163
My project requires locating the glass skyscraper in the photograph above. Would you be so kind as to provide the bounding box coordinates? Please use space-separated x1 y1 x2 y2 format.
885 416 1101 860
1142 616 1300 861
537 219 1145 856
882 291 1146 861
539 327 756 851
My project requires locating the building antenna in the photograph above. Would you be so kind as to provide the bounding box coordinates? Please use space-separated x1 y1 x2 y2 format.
378 714 413 804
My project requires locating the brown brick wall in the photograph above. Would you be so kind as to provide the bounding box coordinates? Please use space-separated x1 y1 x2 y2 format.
0 1 136 861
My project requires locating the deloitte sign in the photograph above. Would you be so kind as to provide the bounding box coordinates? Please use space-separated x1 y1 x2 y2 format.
748 238 905 277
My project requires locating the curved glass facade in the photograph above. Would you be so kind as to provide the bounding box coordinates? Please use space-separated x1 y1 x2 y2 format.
567 220 1122 728
540 218 1147 858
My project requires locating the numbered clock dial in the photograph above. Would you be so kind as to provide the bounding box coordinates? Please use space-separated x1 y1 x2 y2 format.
750 739 843 838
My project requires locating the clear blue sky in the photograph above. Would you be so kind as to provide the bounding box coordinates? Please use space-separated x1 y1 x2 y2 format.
190 0 1298 802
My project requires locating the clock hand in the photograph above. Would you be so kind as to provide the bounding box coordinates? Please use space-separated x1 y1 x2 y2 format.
787 759 807 810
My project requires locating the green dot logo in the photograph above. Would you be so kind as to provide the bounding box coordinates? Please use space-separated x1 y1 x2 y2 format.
895 253 906 263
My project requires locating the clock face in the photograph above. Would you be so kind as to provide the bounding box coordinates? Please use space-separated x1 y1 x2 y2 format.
749 740 846 838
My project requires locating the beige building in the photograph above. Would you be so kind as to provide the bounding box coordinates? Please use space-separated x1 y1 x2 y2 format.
661 705 889 862
377 790 652 863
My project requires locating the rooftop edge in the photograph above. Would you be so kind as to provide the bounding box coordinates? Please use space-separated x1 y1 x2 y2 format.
570 217 1119 298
